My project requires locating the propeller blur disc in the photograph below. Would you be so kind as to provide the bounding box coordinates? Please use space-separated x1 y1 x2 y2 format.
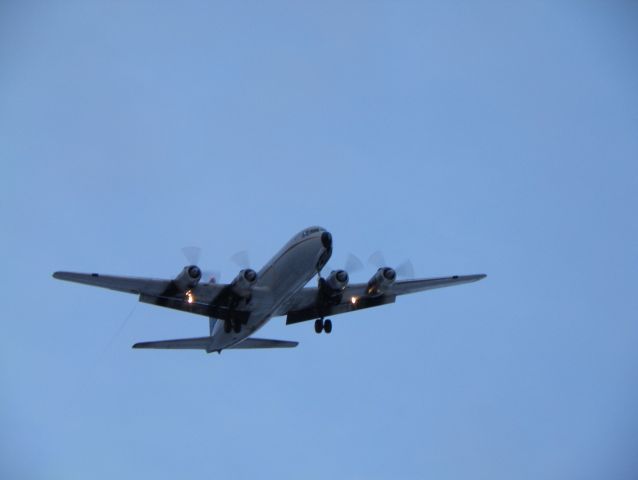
231 250 251 269
368 251 414 278
182 246 220 283
368 251 386 268
396 260 415 279
345 253 364 274
181 246 202 266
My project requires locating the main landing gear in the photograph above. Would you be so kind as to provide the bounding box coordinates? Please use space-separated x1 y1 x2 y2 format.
314 318 332 334
224 318 242 334
314 264 333 335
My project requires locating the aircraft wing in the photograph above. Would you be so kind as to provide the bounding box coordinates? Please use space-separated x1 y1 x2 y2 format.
51 271 246 321
53 271 172 296
283 274 486 324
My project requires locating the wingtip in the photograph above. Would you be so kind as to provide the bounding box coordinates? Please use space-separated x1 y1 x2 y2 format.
463 273 487 282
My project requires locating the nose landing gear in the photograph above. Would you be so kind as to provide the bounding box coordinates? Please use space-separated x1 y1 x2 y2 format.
314 318 332 334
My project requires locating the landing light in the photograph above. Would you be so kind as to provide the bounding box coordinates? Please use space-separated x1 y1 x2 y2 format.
186 291 195 304
351 296 358 305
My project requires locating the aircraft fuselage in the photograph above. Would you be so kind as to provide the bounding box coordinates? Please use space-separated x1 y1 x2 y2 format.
207 226 331 351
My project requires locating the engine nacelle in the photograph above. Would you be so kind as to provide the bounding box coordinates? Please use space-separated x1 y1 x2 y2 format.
231 269 257 298
366 267 396 296
324 270 349 294
174 265 202 292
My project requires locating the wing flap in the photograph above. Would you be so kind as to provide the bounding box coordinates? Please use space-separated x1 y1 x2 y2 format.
138 293 250 322
286 294 396 325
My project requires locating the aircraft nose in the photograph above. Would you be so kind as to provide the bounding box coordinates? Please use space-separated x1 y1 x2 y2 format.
321 231 332 249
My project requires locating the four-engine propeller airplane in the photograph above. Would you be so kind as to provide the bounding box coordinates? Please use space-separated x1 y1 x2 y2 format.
53 227 486 353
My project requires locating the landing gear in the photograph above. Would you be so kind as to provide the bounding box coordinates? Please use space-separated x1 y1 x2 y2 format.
324 319 332 334
314 264 333 335
232 318 242 334
314 318 332 334
224 318 242 334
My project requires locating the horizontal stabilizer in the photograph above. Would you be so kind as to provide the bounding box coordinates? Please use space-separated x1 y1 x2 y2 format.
230 338 298 349
132 336 298 352
133 336 213 350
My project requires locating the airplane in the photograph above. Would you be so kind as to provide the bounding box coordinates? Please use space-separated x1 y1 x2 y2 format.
53 226 486 353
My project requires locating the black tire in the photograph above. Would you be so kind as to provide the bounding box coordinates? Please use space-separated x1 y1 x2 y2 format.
314 319 323 334
224 320 232 333
324 319 332 334
233 320 242 334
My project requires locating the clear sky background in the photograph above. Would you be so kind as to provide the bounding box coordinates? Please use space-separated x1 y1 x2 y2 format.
1 1 637 479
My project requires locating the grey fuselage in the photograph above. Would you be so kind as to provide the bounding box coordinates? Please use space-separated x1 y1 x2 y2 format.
208 226 331 351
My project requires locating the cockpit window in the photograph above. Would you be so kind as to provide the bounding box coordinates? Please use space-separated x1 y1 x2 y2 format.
302 227 320 237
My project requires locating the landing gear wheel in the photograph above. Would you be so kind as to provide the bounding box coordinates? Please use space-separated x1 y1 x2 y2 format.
223 320 232 333
314 319 323 334
233 319 242 334
324 319 332 334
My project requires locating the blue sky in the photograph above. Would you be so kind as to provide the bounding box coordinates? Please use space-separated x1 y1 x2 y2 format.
2 1 637 479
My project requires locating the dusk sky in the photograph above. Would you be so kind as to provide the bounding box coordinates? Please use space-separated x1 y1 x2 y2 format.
2 2 638 479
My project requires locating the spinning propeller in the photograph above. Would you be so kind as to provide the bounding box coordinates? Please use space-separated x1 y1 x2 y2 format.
230 250 252 270
368 251 415 279
324 253 364 275
181 246 221 284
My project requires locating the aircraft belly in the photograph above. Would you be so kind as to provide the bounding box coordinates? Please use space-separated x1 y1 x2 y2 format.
209 235 324 351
